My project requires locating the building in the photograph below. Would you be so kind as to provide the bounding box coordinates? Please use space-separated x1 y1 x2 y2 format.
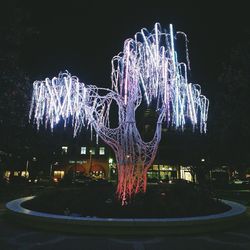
1 107 202 184
51 141 115 182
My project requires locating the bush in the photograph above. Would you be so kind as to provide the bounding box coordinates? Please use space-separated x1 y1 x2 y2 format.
22 182 230 218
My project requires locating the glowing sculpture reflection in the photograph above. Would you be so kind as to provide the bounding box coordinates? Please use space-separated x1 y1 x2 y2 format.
29 23 209 205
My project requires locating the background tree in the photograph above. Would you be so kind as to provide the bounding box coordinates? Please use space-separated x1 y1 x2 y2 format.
214 31 250 175
0 2 37 151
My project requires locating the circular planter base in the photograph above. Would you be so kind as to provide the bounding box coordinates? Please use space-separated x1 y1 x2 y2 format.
5 196 247 235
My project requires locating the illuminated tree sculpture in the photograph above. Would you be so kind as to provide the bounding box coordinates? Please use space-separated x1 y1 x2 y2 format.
29 23 209 205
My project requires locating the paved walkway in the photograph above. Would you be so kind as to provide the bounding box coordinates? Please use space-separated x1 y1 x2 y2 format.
1 204 250 250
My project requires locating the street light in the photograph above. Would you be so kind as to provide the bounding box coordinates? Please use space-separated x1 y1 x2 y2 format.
108 158 114 179
89 150 93 173
25 160 29 178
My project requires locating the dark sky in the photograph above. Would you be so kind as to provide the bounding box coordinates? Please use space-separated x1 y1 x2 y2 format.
1 0 249 164
16 0 249 96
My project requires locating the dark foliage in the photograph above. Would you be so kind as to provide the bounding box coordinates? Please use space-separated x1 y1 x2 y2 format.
213 32 250 171
23 182 230 218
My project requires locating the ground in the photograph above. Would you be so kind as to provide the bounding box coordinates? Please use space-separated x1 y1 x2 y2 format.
1 205 250 250
1 185 250 249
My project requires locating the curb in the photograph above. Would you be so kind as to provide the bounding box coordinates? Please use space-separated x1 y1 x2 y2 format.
5 196 247 235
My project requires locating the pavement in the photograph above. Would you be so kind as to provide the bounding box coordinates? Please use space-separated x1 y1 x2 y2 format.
1 204 250 250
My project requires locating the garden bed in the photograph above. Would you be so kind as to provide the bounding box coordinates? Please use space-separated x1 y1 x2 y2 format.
21 182 230 218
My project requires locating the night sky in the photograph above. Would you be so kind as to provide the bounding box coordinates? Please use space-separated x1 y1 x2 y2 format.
1 1 250 167
19 1 248 91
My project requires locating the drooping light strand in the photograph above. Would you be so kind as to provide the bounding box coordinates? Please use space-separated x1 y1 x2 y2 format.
30 23 209 205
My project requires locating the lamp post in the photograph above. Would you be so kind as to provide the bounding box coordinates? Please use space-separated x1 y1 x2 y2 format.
89 150 92 175
49 164 53 179
25 160 29 178
108 157 113 179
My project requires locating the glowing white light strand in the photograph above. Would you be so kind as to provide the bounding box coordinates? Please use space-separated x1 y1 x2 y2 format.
29 23 209 205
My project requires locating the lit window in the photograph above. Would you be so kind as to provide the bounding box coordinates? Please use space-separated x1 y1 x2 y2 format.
159 165 164 170
90 148 95 155
14 171 19 176
4 171 10 178
153 165 159 171
54 171 64 178
80 147 86 155
62 146 68 154
99 147 105 155
21 171 28 177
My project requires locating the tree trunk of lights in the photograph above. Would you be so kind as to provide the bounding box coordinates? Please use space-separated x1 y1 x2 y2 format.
112 121 162 205
94 101 164 205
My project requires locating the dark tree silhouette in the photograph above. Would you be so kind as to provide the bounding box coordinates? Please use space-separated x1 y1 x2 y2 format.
0 2 37 150
215 32 250 174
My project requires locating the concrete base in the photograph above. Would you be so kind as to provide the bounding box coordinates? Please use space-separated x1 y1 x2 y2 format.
5 196 247 235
